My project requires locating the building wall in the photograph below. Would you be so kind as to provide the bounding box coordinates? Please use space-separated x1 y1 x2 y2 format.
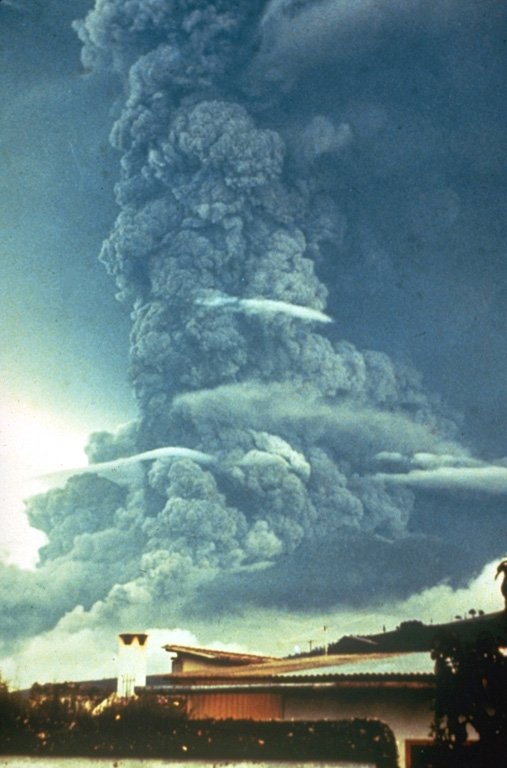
187 692 284 721
173 657 225 674
180 681 433 767
283 687 433 768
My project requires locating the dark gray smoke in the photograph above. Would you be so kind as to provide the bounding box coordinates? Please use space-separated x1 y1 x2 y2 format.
2 0 507 659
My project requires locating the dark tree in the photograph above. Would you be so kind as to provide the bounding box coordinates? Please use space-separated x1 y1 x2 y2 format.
431 630 507 765
495 559 507 610
0 674 30 753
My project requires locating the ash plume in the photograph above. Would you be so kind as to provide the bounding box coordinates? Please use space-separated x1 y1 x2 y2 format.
2 0 506 660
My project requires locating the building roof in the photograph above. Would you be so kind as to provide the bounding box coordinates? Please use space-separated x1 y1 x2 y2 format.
276 671 435 686
278 651 434 677
165 650 435 683
163 644 276 666
143 670 436 697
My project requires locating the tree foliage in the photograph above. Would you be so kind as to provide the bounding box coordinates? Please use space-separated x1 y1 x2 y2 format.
0 681 398 765
431 630 507 764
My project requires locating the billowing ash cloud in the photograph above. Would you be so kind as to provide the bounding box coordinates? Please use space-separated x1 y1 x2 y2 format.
2 0 506 662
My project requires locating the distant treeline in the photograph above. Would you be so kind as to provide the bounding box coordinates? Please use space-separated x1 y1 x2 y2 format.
0 680 397 766
297 613 507 657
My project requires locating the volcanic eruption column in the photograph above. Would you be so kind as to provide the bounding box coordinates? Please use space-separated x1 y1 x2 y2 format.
12 0 468 643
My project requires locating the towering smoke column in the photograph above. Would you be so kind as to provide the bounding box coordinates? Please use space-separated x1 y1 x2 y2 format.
71 0 458 594
3 0 493 658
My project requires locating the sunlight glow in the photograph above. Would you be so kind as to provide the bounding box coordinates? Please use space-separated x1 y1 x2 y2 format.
0 399 88 569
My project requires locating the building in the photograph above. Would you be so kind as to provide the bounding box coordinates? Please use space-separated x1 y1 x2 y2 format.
166 645 276 674
154 608 503 766
117 632 148 698
141 645 438 767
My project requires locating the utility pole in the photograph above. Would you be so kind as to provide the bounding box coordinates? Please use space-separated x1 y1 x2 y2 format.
323 625 328 655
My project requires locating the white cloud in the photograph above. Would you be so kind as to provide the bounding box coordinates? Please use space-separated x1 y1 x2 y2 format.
377 465 507 494
39 446 215 492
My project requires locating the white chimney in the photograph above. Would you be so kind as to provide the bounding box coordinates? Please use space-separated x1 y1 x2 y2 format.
117 633 148 698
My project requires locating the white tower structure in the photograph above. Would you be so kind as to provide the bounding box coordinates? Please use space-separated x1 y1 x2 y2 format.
117 633 148 698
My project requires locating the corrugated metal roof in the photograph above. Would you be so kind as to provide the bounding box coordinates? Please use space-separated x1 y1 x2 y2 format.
141 671 436 696
274 671 435 684
162 659 436 689
166 650 434 680
277 652 434 677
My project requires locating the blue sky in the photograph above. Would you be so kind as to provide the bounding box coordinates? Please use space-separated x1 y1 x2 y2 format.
0 0 134 430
